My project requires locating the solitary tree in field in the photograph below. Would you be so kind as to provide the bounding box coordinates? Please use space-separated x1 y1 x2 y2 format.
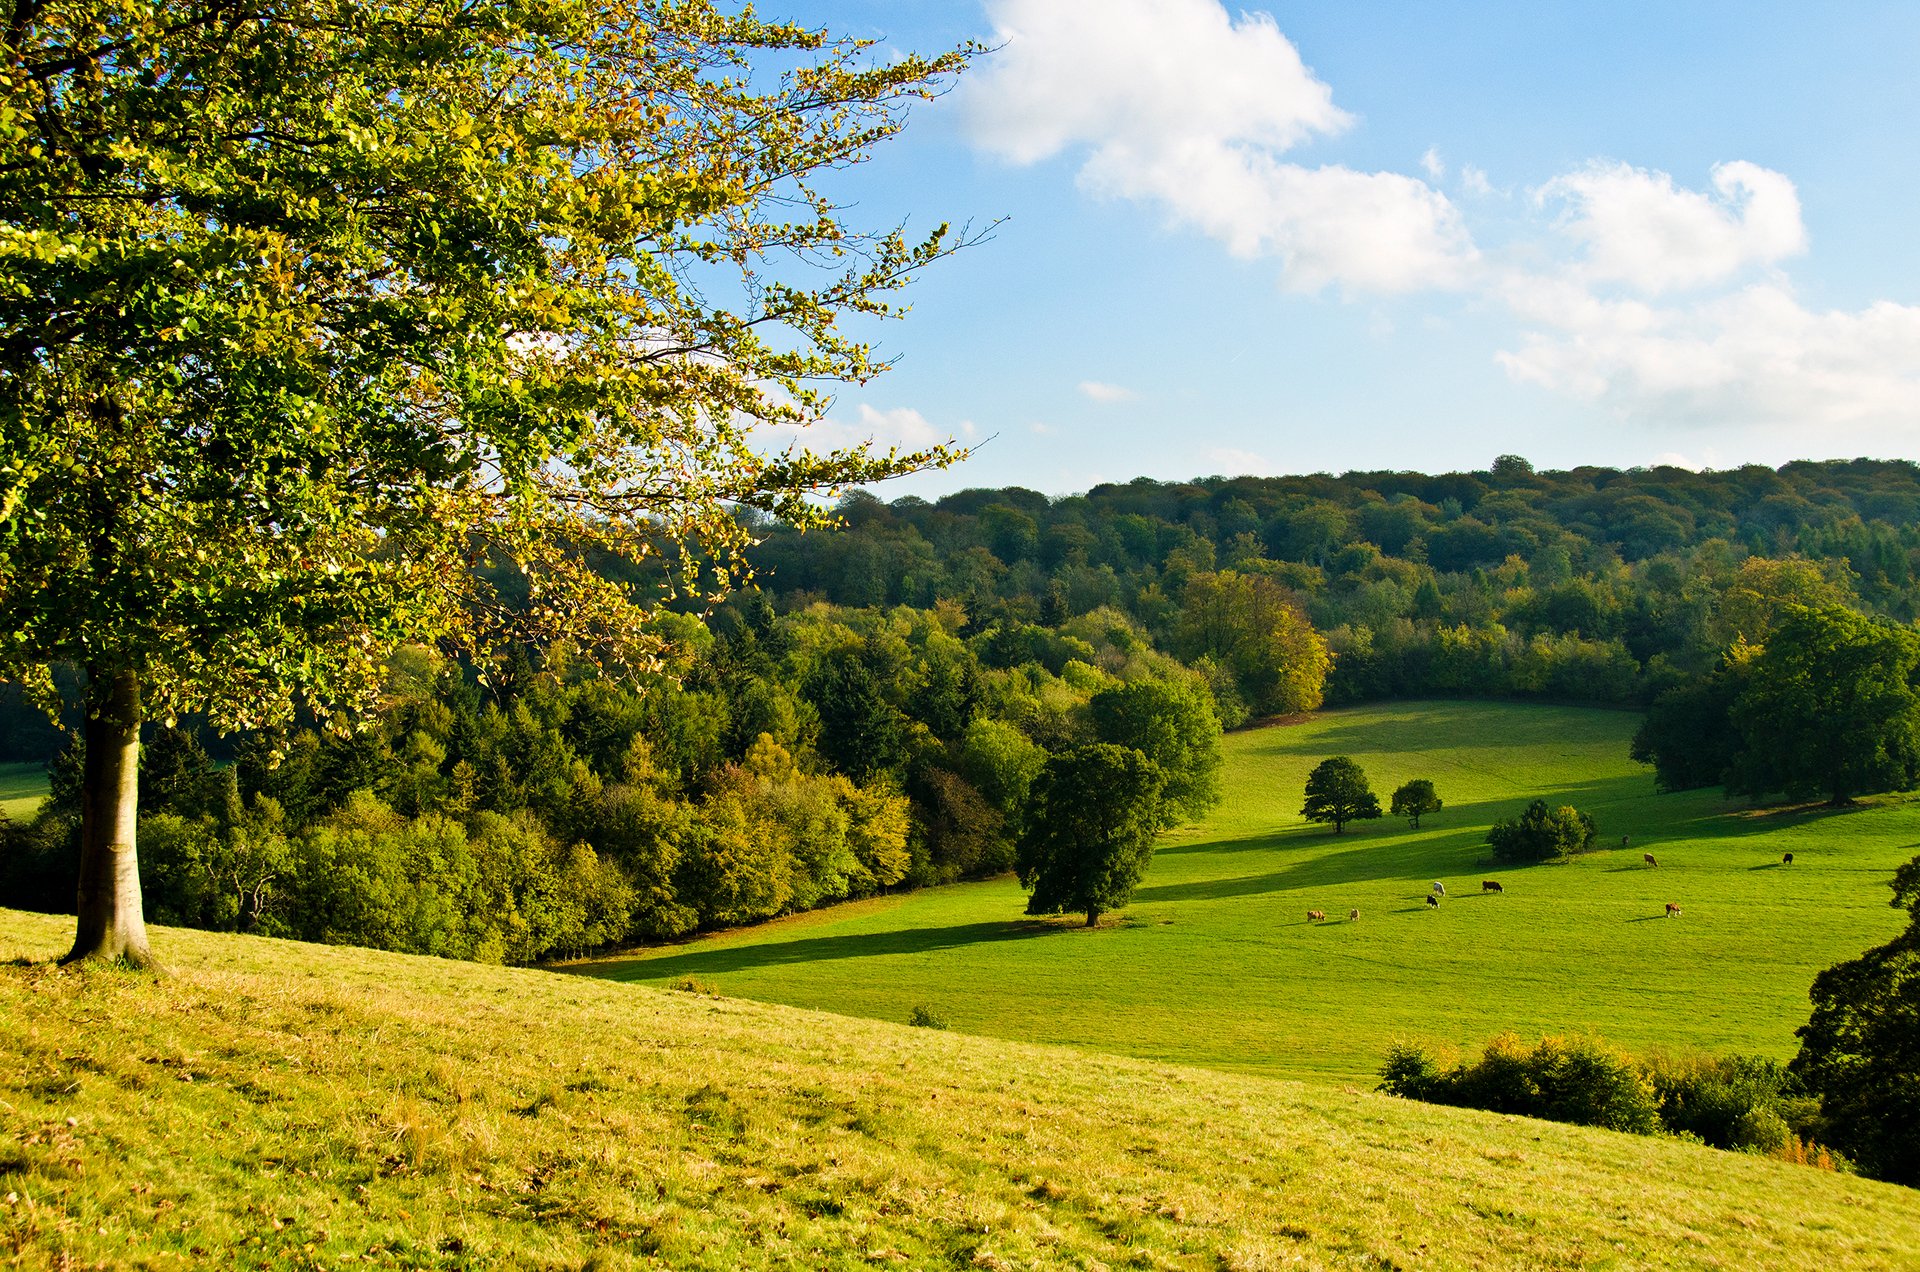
1300 757 1381 834
1390 779 1442 829
1017 744 1164 926
0 1 977 964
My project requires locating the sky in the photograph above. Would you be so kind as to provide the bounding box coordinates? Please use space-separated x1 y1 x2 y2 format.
757 1 1920 499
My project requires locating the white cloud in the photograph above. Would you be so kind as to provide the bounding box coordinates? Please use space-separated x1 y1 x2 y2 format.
965 0 1476 293
1536 160 1808 294
1460 165 1494 198
1079 379 1137 403
1496 282 1920 430
1421 147 1446 181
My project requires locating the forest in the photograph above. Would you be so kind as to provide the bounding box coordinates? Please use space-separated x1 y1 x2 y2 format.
7 455 1920 961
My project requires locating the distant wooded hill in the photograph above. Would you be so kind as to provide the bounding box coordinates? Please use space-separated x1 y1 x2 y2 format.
744 457 1920 709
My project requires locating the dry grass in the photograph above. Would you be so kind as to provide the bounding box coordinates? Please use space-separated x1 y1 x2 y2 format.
4 908 1919 1270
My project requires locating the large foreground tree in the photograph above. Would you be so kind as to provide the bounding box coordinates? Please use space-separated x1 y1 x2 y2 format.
0 1 976 964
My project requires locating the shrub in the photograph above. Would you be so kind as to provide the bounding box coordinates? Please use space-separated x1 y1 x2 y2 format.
1382 1036 1839 1159
1376 1043 1443 1100
907 1005 948 1030
1487 799 1596 863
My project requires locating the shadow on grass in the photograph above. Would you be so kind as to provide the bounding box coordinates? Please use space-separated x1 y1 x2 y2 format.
573 919 1062 984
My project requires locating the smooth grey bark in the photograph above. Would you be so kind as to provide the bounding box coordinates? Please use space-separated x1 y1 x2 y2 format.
64 667 152 966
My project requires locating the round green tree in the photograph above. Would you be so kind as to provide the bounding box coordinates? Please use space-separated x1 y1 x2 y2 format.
1017 744 1164 927
1300 756 1381 834
1390 779 1443 829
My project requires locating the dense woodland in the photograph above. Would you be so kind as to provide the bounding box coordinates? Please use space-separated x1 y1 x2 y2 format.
10 456 1920 960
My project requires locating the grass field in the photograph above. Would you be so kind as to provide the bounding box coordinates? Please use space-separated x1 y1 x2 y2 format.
573 701 1918 1083
5 909 1919 1271
0 761 47 822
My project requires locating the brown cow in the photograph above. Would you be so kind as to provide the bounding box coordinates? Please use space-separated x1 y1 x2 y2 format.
1665 902 1683 918
1643 853 1659 867
1782 852 1794 864
1307 910 1326 922
1348 908 1360 922
1482 880 1504 893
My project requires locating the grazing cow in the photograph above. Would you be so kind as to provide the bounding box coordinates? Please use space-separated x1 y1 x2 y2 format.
1622 835 1631 848
1482 880 1504 893
1783 852 1794 865
1432 881 1446 897
1665 902 1683 918
1307 910 1326 922
1425 894 1440 909
1643 853 1659 868
1349 909 1360 922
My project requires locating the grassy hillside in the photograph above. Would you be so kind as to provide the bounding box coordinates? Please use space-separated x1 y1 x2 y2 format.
0 761 47 822
5 909 1920 1271
575 702 1917 1082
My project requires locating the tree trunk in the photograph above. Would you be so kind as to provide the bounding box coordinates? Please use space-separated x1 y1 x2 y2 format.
1085 907 1099 927
64 668 153 966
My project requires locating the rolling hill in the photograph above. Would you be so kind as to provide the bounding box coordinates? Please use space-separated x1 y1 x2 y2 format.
4 908 1919 1270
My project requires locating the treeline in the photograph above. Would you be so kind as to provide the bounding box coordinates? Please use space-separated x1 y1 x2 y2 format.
738 457 1920 710
1 601 1223 962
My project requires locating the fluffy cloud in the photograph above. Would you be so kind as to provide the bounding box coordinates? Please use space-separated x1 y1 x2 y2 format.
1536 160 1808 294
965 0 1475 293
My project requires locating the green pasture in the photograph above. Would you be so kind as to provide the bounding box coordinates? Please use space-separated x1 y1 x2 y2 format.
0 761 47 822
574 700 1919 1083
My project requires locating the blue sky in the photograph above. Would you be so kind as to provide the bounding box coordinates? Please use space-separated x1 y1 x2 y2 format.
762 1 1920 497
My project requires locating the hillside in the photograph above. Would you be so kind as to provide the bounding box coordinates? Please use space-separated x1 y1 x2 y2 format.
5 909 1920 1271
0 762 45 823
577 701 1917 1081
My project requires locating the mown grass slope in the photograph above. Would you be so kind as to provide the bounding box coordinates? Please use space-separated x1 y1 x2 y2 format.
5 908 1920 1271
0 762 47 823
576 702 1917 1082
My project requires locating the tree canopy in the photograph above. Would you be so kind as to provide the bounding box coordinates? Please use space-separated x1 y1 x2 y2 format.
1487 799 1596 863
1727 606 1920 805
1017 744 1164 926
1390 779 1442 829
1300 756 1380 834
0 0 976 962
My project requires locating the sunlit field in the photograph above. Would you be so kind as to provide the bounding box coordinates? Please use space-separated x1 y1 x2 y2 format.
575 701 1916 1083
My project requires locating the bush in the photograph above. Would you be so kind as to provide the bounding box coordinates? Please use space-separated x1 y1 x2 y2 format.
1487 799 1596 863
907 1004 948 1030
1381 1036 1837 1156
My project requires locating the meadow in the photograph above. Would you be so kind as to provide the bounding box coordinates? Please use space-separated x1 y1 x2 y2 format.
0 761 46 823
574 701 1919 1083
5 907 1920 1270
